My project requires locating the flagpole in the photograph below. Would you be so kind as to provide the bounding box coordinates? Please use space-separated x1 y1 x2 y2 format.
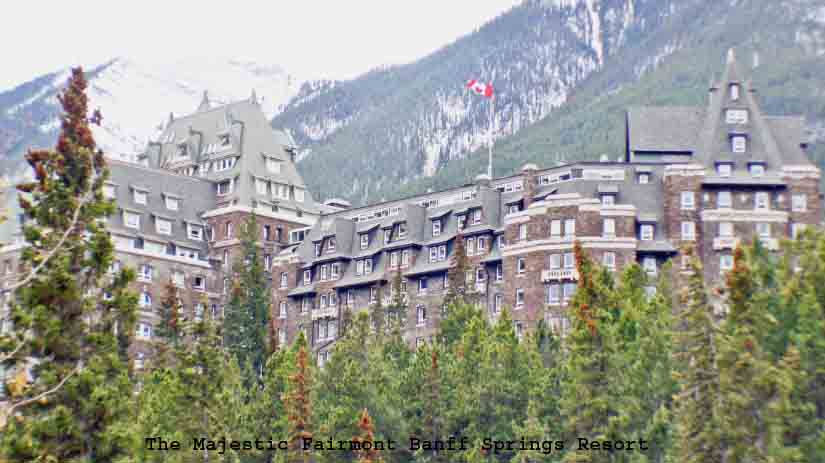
488 92 494 178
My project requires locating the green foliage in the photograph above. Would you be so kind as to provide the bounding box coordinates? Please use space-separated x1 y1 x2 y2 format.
0 67 138 462
223 213 272 384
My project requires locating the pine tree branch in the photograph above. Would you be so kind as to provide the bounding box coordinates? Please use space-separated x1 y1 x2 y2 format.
0 337 25 363
1 363 81 422
7 185 95 292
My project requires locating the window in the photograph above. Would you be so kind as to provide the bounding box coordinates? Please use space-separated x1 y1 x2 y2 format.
364 258 373 274
223 278 229 294
124 212 140 229
280 272 288 288
465 237 475 256
476 267 486 282
792 194 807 212
564 219 576 238
546 283 561 304
729 83 740 101
278 302 287 319
514 321 524 341
601 194 615 206
731 135 747 153
517 257 526 274
390 252 399 269
401 250 410 267
432 220 441 237
494 293 503 313
255 179 268 195
262 225 271 241
549 254 561 269
496 264 503 281
750 163 765 177
172 271 184 287
508 204 520 215
756 222 771 238
681 221 696 241
138 264 153 282
755 192 770 210
327 237 336 252
384 229 392 244
518 224 528 240
133 189 147 205
301 298 310 313
726 109 748 124
370 288 378 303
457 215 467 230
430 245 446 263
603 218 615 237
720 254 734 272
550 220 561 237
418 278 428 293
640 224 654 241
193 276 205 291
188 224 203 241
643 257 657 276
295 189 305 202
329 292 338 307
278 329 286 347
156 218 172 235
563 283 577 301
717 163 732 177
165 196 179 211
638 173 650 184
217 181 231 195
515 288 525 308
472 209 482 225
563 253 575 269
136 322 152 340
331 263 340 280
603 252 616 271
320 265 328 281
719 222 733 238
360 233 369 249
303 270 311 285
681 192 695 210
140 291 152 308
314 243 321 256
266 157 281 173
718 191 732 208
225 222 234 238
477 236 487 254
416 305 427 326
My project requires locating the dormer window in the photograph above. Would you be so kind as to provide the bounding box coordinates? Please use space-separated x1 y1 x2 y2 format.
749 163 765 177
725 109 748 124
457 215 467 230
397 222 407 239
729 83 740 101
717 163 733 177
133 189 147 205
640 224 654 241
731 135 747 153
177 143 188 158
327 237 336 252
155 218 172 235
432 219 441 237
165 196 179 211
218 133 230 146
266 157 281 174
471 209 482 225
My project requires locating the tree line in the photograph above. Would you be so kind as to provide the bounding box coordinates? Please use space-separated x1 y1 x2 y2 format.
2 68 824 463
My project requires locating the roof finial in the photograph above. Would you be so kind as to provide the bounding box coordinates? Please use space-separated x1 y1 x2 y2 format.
727 48 736 64
168 112 175 124
197 90 211 112
250 88 258 105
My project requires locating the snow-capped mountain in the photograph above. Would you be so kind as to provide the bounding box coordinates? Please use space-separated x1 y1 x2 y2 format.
0 56 302 172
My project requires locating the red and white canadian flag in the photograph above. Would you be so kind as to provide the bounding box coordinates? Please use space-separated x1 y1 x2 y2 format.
466 79 494 98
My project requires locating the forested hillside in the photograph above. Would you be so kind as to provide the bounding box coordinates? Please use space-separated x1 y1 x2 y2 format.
280 0 825 205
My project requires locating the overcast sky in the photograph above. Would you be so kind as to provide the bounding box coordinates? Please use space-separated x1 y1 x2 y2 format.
2 0 522 91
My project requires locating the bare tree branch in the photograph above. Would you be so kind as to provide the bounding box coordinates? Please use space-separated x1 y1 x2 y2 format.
0 337 25 364
0 363 81 426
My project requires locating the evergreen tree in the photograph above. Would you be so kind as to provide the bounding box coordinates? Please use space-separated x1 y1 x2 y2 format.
0 67 138 461
510 401 555 463
716 246 798 462
672 246 723 463
284 338 314 463
559 242 618 463
354 408 383 463
154 279 184 364
444 230 471 307
223 213 272 383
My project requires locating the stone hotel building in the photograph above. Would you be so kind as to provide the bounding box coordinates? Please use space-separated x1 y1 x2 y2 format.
0 51 820 368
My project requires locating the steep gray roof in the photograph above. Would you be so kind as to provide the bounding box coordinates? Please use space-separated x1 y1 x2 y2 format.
627 106 705 154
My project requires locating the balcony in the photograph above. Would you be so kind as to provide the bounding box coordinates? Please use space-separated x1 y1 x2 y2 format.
312 306 337 320
541 268 579 282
